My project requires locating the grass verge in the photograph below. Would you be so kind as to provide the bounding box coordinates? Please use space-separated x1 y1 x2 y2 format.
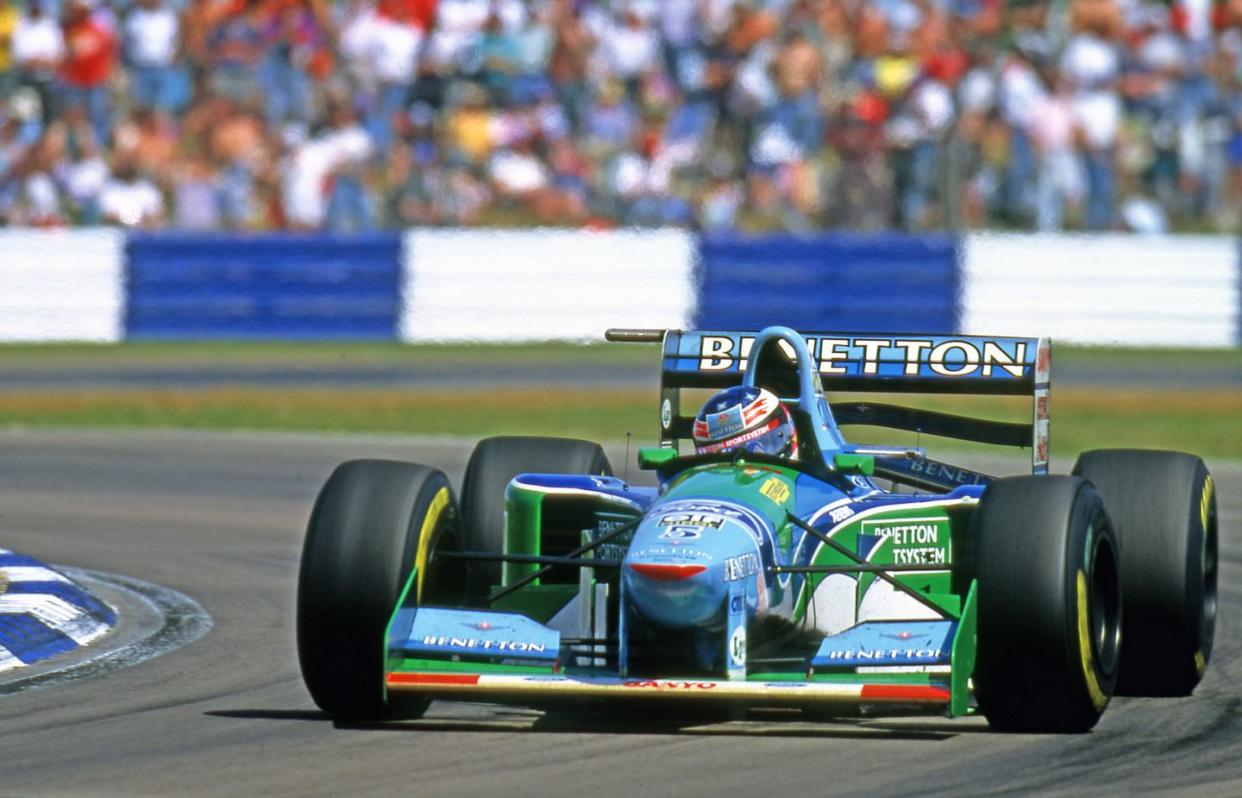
0 386 1238 459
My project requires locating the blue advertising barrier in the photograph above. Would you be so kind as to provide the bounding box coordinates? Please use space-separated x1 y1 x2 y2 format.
124 233 403 340
694 233 960 334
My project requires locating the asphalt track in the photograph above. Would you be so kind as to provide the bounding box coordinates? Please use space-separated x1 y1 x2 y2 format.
0 428 1239 797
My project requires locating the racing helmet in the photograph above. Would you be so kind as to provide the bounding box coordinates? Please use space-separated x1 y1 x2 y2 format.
692 386 798 459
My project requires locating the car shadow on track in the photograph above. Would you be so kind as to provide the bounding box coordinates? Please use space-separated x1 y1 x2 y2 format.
205 707 978 741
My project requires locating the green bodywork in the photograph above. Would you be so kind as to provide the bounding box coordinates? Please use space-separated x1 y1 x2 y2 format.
385 460 981 716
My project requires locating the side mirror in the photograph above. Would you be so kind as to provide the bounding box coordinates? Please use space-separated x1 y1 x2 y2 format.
833 452 875 476
637 446 678 470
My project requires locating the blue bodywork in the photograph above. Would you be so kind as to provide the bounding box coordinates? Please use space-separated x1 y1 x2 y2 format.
486 329 987 672
385 325 1044 709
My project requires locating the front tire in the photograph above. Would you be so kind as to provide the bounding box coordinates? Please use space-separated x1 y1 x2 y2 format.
1073 449 1217 696
969 476 1122 733
297 459 463 721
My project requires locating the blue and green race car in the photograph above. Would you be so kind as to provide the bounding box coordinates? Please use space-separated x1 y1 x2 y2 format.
297 325 1217 732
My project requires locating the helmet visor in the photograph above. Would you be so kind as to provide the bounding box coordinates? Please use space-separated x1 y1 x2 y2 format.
694 415 795 457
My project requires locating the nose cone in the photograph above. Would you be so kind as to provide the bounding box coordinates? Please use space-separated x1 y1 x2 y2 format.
623 500 766 629
625 557 722 627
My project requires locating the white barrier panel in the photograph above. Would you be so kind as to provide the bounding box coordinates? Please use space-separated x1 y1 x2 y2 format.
401 229 695 342
0 229 125 342
962 234 1239 347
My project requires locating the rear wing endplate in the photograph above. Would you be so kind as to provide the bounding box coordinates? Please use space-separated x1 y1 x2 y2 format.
605 328 1051 475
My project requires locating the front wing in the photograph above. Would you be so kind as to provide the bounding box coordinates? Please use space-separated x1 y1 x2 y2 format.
384 576 978 718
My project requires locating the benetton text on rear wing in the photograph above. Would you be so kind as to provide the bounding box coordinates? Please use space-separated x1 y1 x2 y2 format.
604 328 1051 475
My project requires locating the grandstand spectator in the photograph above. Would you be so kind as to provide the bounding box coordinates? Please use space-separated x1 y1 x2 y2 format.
171 152 222 229
0 0 19 97
997 46 1044 225
1031 73 1084 231
98 155 163 226
1063 16 1123 230
0 0 1239 233
60 0 117 147
323 100 374 231
206 0 265 106
596 7 660 100
12 0 63 127
125 0 182 112
57 106 109 223
257 0 329 127
362 0 430 151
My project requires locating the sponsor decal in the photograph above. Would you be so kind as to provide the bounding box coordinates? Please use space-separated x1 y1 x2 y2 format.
421 636 548 654
823 647 944 662
596 543 629 560
629 546 713 561
658 513 725 529
695 417 782 454
654 500 773 551
813 620 954 667
699 336 754 370
861 517 951 565
729 625 747 668
724 553 760 582
659 526 702 541
468 621 510 632
622 680 716 690
891 548 946 564
660 398 673 430
908 459 986 486
657 500 745 516
868 521 944 545
828 505 855 524
759 477 790 505
695 335 1030 379
710 408 745 438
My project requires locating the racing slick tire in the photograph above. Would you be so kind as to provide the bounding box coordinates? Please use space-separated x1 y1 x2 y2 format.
1073 449 1217 696
969 476 1121 733
460 436 612 603
297 459 465 721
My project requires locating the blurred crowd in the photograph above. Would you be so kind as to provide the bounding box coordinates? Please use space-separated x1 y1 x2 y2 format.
1 0 1241 232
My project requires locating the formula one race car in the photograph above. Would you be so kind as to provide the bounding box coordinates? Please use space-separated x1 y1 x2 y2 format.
297 326 1217 732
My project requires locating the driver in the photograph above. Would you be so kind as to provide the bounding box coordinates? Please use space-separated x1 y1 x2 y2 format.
692 386 799 459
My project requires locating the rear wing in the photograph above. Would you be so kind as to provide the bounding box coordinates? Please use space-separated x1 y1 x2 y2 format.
605 329 1051 475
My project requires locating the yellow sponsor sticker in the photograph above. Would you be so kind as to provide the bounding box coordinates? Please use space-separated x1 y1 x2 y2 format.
759 477 790 505
1194 649 1206 677
1076 570 1108 712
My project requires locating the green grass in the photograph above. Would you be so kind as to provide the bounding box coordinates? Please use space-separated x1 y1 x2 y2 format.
1054 345 1242 370
0 386 1237 459
0 388 657 441
0 342 1238 459
0 340 659 368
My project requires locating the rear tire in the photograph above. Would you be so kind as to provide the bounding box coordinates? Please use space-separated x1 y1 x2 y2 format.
1073 449 1217 696
459 436 612 602
297 460 464 721
969 476 1121 733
